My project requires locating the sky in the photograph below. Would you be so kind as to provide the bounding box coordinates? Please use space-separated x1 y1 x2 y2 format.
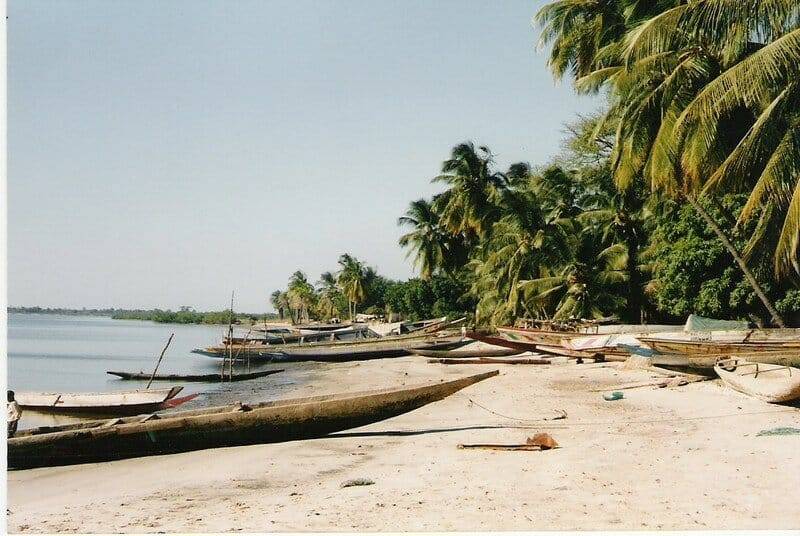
8 0 599 312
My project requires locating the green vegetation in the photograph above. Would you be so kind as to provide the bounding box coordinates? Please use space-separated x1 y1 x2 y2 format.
271 259 472 323
16 3 800 328
8 306 276 324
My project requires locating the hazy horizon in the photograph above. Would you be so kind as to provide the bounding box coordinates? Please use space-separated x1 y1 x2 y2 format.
9 0 599 312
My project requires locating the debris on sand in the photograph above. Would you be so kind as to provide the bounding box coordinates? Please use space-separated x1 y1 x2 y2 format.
458 433 559 451
341 478 375 488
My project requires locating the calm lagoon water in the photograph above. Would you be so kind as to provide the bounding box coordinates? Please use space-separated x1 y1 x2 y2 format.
7 313 305 429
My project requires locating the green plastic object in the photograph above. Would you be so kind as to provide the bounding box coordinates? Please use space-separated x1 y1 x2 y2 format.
603 391 624 401
756 427 800 437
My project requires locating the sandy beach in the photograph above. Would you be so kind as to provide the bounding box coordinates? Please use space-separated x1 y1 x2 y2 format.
7 354 800 532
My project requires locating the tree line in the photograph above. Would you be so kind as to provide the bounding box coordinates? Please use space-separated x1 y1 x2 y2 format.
275 1 800 327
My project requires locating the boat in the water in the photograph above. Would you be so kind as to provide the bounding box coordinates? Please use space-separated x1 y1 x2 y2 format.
8 370 499 469
106 368 284 382
409 347 522 359
14 387 196 416
714 358 800 403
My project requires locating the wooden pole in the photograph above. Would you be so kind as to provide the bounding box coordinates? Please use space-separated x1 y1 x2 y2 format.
146 333 175 389
228 291 235 382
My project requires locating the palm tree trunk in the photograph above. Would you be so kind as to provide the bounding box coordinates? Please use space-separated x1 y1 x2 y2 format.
686 195 786 328
625 236 641 324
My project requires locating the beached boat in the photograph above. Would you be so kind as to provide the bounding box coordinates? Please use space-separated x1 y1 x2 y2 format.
266 337 469 362
8 370 499 469
194 318 468 360
106 368 284 382
465 332 609 360
408 347 522 359
14 387 195 416
714 358 800 403
639 338 800 355
428 357 551 365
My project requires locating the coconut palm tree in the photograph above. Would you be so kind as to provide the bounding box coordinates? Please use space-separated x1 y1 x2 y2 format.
536 0 799 326
432 143 510 239
316 271 342 320
270 290 289 320
287 271 316 324
518 227 628 320
398 197 467 279
337 254 368 320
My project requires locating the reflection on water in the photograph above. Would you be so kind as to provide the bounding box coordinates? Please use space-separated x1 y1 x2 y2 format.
7 313 306 431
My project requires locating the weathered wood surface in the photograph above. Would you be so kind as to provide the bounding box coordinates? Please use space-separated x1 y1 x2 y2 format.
714 359 800 403
8 370 499 469
409 347 522 359
107 369 284 382
15 387 184 415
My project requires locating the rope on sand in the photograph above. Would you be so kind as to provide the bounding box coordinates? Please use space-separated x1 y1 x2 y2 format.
461 394 799 427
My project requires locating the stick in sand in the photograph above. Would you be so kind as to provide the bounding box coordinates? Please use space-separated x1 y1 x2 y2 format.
146 333 175 389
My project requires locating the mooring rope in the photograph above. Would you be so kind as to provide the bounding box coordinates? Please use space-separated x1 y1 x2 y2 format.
461 394 799 427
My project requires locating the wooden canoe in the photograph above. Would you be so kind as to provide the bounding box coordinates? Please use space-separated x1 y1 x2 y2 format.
714 358 800 403
8 370 499 469
193 318 466 359
266 338 469 362
639 338 800 355
14 387 194 415
106 369 284 382
428 357 551 365
408 347 522 359
465 332 608 360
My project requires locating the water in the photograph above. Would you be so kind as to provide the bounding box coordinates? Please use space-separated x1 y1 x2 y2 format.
7 313 312 429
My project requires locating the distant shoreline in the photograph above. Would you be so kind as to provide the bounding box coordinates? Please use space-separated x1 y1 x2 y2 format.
7 307 280 326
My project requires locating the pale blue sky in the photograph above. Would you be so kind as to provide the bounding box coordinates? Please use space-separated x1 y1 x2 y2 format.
8 0 599 312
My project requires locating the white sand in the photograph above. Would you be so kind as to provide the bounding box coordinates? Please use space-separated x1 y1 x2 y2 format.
7 356 800 532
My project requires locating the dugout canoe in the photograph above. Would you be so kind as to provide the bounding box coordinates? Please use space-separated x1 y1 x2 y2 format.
266 337 469 362
8 370 499 469
714 358 800 403
465 332 609 360
639 338 800 355
428 357 551 365
193 319 468 360
14 387 195 416
408 347 522 359
106 368 284 382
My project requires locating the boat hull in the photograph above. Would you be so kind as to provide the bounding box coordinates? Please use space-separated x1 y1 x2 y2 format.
15 387 186 415
640 338 800 355
106 369 284 382
714 360 800 403
8 370 499 469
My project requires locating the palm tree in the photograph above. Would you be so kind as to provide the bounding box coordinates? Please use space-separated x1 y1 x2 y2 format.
519 227 628 320
337 254 368 320
471 184 574 323
398 198 467 279
432 143 510 239
269 290 288 320
316 271 342 320
287 271 316 324
536 0 798 326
